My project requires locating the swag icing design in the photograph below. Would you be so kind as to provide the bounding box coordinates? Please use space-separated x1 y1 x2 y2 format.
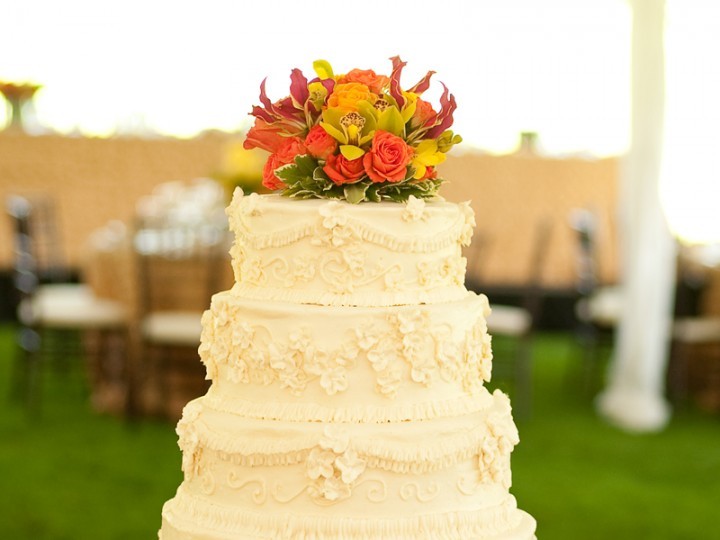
198 297 493 399
176 400 520 508
226 190 471 298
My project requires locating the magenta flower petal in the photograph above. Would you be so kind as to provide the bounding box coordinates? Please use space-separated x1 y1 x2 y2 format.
389 56 407 109
289 68 310 107
426 83 457 139
408 70 436 95
251 104 275 124
259 78 276 113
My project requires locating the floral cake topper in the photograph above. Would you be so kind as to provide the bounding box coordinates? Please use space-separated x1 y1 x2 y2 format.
243 57 462 203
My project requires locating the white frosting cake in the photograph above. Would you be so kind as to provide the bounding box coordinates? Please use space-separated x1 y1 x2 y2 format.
159 190 537 539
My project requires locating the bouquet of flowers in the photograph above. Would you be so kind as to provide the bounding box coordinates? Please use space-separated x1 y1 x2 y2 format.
243 57 462 204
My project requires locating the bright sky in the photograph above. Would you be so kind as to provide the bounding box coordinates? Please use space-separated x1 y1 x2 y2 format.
1 0 631 155
1 0 718 242
661 0 720 244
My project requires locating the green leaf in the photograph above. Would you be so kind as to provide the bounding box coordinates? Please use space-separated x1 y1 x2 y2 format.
313 166 330 183
365 183 382 203
344 182 369 204
275 164 303 184
275 154 317 185
340 145 365 160
295 154 318 175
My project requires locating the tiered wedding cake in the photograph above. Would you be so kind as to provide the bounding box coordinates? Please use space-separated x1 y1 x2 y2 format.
159 56 536 539
159 191 536 539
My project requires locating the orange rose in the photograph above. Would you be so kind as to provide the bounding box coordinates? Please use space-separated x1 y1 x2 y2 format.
323 153 365 185
261 137 306 190
304 125 338 160
419 166 438 181
410 98 437 130
337 69 390 94
362 130 413 183
244 118 285 153
262 153 285 190
326 82 376 112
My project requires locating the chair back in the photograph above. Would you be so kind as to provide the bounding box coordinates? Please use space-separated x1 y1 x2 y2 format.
6 194 71 285
569 208 601 297
7 194 75 320
6 195 38 304
134 219 229 317
521 216 554 324
463 230 492 292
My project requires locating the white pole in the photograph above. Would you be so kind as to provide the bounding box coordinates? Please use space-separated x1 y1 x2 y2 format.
596 0 675 432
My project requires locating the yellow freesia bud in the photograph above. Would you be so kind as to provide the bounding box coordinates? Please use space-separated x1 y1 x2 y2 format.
313 60 334 80
436 130 463 153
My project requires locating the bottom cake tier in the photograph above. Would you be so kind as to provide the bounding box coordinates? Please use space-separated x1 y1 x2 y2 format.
160 496 536 540
159 389 536 539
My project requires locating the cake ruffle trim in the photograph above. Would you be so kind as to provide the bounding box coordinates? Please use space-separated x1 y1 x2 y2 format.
202 390 494 423
228 282 469 308
183 409 516 473
161 487 525 540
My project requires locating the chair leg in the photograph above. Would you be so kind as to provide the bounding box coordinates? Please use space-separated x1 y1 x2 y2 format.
574 324 611 396
667 341 689 405
122 330 140 420
514 334 533 420
9 326 43 413
100 328 135 418
139 342 168 418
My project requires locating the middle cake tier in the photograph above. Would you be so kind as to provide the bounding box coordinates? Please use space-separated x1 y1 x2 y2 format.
200 291 495 423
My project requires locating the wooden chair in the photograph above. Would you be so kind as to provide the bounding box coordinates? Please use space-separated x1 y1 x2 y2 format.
466 217 553 418
569 208 622 393
668 317 720 408
134 221 228 419
6 194 129 414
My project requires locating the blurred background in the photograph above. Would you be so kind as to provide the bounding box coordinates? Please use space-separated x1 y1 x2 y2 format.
1 0 719 538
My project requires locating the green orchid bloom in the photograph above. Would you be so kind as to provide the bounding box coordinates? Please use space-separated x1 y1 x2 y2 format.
377 94 410 137
308 81 329 111
320 103 378 158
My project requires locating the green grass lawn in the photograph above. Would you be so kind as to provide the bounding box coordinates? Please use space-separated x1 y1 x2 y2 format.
0 324 718 539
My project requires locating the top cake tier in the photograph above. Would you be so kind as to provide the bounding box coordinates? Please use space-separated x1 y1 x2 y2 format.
227 190 475 307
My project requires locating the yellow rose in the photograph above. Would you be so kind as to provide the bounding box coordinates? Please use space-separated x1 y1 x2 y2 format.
327 83 377 113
